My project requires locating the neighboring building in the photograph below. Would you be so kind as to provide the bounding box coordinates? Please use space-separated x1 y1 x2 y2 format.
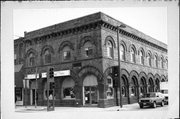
14 37 25 105
14 12 168 108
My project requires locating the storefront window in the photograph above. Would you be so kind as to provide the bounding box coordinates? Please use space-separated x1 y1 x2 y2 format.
63 87 75 99
62 78 75 99
107 76 114 98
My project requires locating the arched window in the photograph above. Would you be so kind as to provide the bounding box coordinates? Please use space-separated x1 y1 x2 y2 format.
28 53 35 66
154 55 158 68
19 43 23 58
44 49 51 64
147 53 151 66
63 46 71 60
107 41 113 58
130 48 135 63
107 76 113 98
139 50 144 64
62 78 75 99
120 45 125 61
166 59 168 69
161 57 164 68
84 41 93 57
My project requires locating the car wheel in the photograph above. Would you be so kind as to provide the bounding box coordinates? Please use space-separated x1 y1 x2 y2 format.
140 104 143 108
161 101 164 107
152 102 156 108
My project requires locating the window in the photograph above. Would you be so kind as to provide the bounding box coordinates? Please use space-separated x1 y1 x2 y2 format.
62 78 75 99
154 55 158 67
44 50 51 64
63 51 71 60
63 46 71 60
122 86 127 97
107 41 113 58
130 48 135 63
161 57 164 68
166 59 168 69
139 50 144 64
107 76 113 98
120 45 125 61
147 53 151 66
85 47 93 57
29 53 35 66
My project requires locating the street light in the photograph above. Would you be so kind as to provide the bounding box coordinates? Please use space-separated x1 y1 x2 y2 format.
117 24 126 108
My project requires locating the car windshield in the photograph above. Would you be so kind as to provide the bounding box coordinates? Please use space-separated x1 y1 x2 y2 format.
142 93 156 97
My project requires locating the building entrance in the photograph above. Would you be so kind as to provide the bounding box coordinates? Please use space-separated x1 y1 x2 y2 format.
84 86 98 105
83 75 98 106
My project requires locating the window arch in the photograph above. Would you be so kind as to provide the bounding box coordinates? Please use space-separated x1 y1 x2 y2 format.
147 52 152 66
62 77 75 99
44 49 51 64
154 55 158 68
63 46 71 60
106 40 113 58
120 44 125 61
28 52 35 66
130 47 136 63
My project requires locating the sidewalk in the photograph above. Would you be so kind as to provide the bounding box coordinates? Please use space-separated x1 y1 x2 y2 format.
15 103 139 113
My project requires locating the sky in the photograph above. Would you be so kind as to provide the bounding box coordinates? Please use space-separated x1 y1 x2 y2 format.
13 7 167 44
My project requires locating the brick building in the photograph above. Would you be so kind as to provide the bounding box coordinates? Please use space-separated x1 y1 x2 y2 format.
14 12 168 108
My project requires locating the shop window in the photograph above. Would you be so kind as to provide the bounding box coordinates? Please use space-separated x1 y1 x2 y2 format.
107 76 114 98
62 78 75 99
15 87 22 101
122 86 127 97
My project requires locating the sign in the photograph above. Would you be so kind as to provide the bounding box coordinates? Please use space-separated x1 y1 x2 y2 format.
26 74 39 79
54 70 70 77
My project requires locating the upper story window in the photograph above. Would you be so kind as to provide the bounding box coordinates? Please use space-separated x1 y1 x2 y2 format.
28 53 35 66
84 41 93 57
120 45 125 61
44 49 51 64
107 41 113 58
139 50 144 65
19 43 23 58
147 53 152 66
130 48 136 63
161 57 164 68
166 59 168 69
154 55 158 68
63 46 71 60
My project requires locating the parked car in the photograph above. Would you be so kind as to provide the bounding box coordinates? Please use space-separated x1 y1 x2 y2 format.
138 92 165 108
160 89 168 105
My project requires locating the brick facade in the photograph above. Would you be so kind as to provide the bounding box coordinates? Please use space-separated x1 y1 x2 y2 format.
14 12 167 108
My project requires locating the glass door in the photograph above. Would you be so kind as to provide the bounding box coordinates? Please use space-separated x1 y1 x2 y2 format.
84 86 98 105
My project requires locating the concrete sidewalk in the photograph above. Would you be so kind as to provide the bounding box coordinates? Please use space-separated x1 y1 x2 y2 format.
15 103 139 113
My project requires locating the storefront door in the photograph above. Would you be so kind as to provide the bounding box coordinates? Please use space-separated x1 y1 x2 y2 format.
84 86 98 105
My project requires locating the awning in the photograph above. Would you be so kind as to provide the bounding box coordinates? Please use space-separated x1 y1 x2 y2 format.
15 64 23 72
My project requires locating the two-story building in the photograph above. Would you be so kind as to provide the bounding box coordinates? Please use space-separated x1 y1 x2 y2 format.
14 12 168 108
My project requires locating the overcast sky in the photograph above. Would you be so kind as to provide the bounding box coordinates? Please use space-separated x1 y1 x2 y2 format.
13 7 167 44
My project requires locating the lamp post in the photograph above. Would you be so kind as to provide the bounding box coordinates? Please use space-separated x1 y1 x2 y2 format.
117 24 126 108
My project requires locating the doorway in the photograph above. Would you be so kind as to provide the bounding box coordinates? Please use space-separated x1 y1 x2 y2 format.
84 86 98 105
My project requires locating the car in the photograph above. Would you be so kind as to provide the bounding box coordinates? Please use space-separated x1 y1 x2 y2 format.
160 89 168 105
138 92 165 108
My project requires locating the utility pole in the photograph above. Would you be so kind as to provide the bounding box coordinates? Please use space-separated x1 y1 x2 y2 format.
117 24 126 108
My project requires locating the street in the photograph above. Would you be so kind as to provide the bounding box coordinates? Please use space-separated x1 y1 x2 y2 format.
15 103 169 119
